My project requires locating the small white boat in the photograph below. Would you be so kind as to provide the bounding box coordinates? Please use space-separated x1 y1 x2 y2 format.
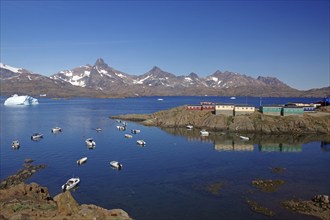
186 125 193 129
131 129 141 134
200 129 209 136
62 177 80 191
31 133 43 140
77 157 88 165
85 138 96 147
124 134 133 138
51 127 62 133
136 140 146 145
95 128 102 132
116 125 126 131
239 135 250 141
110 161 123 170
12 140 20 149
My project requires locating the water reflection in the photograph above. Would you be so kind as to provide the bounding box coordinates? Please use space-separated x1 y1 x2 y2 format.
321 141 330 152
161 127 330 152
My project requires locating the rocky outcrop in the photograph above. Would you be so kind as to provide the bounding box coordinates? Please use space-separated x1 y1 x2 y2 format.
0 161 132 220
0 183 132 220
282 195 330 220
111 106 330 134
0 161 46 189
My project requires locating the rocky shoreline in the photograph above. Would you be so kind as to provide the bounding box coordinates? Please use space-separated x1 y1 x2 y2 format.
111 106 330 134
0 160 132 220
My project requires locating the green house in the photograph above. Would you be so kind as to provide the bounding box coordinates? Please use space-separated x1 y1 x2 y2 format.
281 107 304 116
260 106 282 115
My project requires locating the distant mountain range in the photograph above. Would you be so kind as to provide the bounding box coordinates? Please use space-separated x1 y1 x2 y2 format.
1 59 329 98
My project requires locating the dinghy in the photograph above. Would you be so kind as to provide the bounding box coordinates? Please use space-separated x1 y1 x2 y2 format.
77 157 87 165
110 161 123 170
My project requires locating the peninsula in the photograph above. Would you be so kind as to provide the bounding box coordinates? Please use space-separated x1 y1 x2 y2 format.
111 106 330 134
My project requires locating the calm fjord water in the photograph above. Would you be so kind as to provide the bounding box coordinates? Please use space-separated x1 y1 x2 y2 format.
1 96 329 220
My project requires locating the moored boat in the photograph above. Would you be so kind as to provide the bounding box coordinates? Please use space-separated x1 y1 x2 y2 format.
12 140 20 149
124 134 133 138
31 133 43 140
77 157 88 165
85 138 96 147
137 140 146 145
131 129 141 134
239 135 250 141
51 127 62 133
200 129 209 136
186 125 193 129
62 177 80 191
110 161 123 170
116 125 126 131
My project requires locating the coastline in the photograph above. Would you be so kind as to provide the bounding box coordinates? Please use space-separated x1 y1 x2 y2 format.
111 106 330 135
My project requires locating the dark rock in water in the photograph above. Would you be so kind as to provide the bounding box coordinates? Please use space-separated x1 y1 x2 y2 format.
24 158 34 163
246 199 275 217
271 167 286 174
0 160 46 189
282 195 330 220
204 181 225 196
251 179 285 192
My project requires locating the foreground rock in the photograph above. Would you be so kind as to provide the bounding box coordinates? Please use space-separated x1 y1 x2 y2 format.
111 106 330 134
0 183 131 220
282 195 330 220
0 161 132 220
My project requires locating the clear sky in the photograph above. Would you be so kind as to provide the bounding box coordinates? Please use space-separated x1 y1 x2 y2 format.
1 0 329 90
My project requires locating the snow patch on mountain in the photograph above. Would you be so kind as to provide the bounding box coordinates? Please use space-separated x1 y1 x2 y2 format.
0 63 22 73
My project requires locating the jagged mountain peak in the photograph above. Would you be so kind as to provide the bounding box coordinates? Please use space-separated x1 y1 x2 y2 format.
146 66 176 78
188 72 199 79
93 58 109 70
257 76 289 87
95 58 105 66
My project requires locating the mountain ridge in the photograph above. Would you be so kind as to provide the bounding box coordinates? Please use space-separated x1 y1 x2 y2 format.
1 60 329 98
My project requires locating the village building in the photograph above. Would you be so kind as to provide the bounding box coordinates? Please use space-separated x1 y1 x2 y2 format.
215 103 235 116
285 102 317 112
234 105 255 116
186 105 202 110
281 106 304 116
201 102 215 111
259 106 282 116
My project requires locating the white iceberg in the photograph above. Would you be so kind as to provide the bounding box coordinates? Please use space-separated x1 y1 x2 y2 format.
4 94 39 105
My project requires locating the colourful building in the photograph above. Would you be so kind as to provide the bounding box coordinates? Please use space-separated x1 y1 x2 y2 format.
234 105 255 116
260 106 282 116
186 105 202 110
281 106 304 116
215 103 235 116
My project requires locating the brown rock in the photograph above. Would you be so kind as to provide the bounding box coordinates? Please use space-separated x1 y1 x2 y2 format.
54 191 79 215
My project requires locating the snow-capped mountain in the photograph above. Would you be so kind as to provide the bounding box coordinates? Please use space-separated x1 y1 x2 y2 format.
2 59 327 97
0 62 112 98
51 58 134 91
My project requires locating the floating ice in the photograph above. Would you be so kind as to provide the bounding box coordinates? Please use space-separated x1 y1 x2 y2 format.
4 94 39 105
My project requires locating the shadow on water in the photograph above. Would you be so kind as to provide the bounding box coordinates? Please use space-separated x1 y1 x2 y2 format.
161 127 330 152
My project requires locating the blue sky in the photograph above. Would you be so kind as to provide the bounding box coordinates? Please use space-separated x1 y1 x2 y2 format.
1 0 329 90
